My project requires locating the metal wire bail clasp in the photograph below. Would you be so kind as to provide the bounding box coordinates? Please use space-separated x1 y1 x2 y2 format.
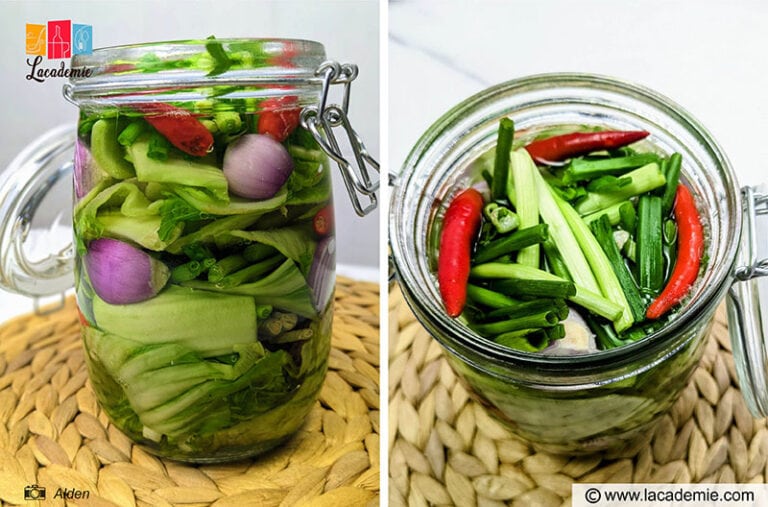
301 61 379 217
734 186 768 281
726 185 768 417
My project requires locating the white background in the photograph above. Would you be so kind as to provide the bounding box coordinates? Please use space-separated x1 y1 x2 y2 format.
0 0 379 318
390 0 768 190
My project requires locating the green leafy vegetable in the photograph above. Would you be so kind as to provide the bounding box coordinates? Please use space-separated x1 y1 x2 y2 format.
92 285 258 356
166 213 264 255
75 180 180 250
157 196 208 242
171 186 287 215
126 137 229 202
90 119 136 179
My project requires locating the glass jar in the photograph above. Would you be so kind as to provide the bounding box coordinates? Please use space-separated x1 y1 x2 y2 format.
390 73 768 454
0 38 378 463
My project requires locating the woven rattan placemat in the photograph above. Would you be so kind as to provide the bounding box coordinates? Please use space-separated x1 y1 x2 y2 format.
0 276 379 507
389 285 768 506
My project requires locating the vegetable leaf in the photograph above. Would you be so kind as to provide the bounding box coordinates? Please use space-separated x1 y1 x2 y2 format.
158 196 208 242
92 285 258 356
171 185 287 215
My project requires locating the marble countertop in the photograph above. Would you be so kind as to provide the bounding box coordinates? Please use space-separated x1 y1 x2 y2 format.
390 1 768 188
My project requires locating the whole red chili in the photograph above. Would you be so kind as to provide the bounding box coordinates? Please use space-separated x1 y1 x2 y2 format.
646 184 703 319
258 96 301 142
134 103 214 157
525 130 650 164
438 188 485 317
313 205 334 237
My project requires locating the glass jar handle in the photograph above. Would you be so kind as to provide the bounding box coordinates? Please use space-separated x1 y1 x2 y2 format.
726 185 768 417
0 124 76 312
301 61 379 217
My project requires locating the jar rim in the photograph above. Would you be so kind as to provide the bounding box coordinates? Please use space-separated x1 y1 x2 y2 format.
390 72 741 374
66 38 327 104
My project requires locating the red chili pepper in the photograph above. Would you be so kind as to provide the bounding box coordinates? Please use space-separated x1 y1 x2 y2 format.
438 188 485 318
646 184 703 319
258 96 301 142
525 130 650 164
313 205 334 237
134 103 214 157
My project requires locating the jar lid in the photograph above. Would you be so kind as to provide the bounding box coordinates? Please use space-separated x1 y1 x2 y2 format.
726 185 768 417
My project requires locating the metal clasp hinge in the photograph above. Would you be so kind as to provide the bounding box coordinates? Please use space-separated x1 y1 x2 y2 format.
301 61 379 217
734 186 768 281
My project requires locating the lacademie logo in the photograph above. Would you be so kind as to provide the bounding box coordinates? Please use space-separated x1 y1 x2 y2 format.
25 20 94 83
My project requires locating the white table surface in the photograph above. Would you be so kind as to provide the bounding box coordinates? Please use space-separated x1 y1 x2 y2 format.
390 1 768 189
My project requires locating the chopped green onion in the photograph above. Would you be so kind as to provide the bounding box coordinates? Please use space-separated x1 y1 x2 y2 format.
483 299 566 320
585 314 629 350
541 238 571 281
147 132 171 161
208 254 249 283
118 121 147 147
637 195 663 293
470 262 621 321
473 224 548 264
564 153 660 182
661 153 683 216
242 243 279 262
585 175 632 193
205 36 233 76
466 284 522 309
217 255 284 288
530 161 601 293
619 201 637 234
575 162 666 215
489 278 575 298
590 215 646 322
492 118 515 201
213 112 243 134
483 203 519 234
171 258 215 283
583 200 631 227
494 333 549 352
552 188 634 331
509 149 540 266
471 310 559 335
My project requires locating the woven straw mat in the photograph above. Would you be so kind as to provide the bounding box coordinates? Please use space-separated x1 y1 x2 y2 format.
389 285 768 507
0 276 379 507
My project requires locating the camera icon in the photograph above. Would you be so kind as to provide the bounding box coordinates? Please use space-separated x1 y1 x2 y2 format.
24 484 46 500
